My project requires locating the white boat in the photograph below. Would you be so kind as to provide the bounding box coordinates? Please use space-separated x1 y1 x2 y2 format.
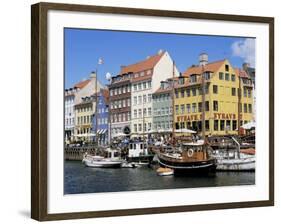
82 149 124 168
213 137 255 171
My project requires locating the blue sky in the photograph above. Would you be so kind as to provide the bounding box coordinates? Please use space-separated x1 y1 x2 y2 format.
64 28 255 88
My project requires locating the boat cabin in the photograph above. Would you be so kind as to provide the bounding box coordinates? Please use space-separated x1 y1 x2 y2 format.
128 142 148 158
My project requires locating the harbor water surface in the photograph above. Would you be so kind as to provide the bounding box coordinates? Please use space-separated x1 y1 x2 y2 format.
64 160 255 194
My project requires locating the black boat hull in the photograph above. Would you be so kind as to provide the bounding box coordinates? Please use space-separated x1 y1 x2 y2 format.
157 157 217 175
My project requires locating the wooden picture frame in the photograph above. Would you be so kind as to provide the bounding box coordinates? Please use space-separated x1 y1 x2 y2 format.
31 2 274 221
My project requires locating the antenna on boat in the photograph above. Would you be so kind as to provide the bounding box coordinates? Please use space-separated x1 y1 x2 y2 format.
201 62 206 143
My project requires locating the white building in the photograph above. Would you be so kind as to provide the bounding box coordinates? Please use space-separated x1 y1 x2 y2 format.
64 72 103 142
129 50 179 136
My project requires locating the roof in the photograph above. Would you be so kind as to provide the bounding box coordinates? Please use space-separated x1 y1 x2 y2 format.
183 60 225 77
234 68 249 78
120 52 165 75
74 79 90 89
154 86 172 94
100 88 109 104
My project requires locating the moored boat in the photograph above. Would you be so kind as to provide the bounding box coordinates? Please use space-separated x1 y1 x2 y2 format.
82 149 124 168
156 167 174 176
156 141 217 175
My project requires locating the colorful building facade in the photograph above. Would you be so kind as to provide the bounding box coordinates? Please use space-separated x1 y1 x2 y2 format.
174 54 254 136
130 50 179 136
92 89 109 146
152 80 173 131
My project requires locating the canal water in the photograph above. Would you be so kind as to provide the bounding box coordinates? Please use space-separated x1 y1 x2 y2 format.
64 161 255 194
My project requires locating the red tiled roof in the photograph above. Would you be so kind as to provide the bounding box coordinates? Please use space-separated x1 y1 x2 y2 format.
131 74 153 83
183 60 225 77
120 52 165 75
235 68 249 78
154 86 172 94
74 79 90 89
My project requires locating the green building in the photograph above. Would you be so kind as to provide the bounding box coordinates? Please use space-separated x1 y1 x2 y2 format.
152 80 173 131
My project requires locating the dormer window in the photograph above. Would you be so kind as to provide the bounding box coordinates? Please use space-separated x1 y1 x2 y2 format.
190 74 197 83
178 77 184 85
203 72 210 80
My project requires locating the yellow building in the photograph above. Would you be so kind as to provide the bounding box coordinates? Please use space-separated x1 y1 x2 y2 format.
74 95 96 141
174 55 254 136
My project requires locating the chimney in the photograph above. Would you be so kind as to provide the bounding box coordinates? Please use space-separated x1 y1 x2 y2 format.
199 53 208 66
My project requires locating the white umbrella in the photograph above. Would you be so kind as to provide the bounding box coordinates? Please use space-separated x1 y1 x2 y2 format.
114 132 127 137
175 128 196 134
158 128 172 133
241 121 255 130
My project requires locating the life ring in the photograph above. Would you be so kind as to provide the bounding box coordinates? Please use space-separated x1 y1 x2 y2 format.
187 148 194 157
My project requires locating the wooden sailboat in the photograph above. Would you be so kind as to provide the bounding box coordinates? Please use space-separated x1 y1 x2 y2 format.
154 59 217 175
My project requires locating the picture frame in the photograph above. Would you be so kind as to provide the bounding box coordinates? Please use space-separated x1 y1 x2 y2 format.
31 2 274 221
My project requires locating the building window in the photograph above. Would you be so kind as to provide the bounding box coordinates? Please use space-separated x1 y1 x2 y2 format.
175 105 179 115
175 90 179 98
138 124 142 132
180 104 185 114
198 102 202 112
133 84 137 91
219 72 224 80
214 120 219 131
134 124 137 133
190 74 197 83
181 90 185 97
138 83 142 91
213 101 218 111
232 88 236 96
134 110 137 118
213 85 218 94
148 94 152 102
186 104 191 113
205 101 209 111
138 109 142 117
143 94 147 103
138 96 142 105
205 120 210 131
248 104 252 113
232 120 237 131
148 107 152 116
143 108 147 117
225 64 229 72
133 96 137 105
186 89 190 97
148 81 152 88
225 73 230 81
248 89 251 98
231 74 236 82
220 120 225 131
204 72 210 80
192 103 197 113
226 120 231 131
143 82 147 89
244 103 248 113
192 88 196 96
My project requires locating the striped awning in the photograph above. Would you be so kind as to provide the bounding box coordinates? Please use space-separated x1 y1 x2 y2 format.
97 129 108 135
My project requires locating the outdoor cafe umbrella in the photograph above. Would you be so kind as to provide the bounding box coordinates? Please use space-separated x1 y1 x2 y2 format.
175 128 196 134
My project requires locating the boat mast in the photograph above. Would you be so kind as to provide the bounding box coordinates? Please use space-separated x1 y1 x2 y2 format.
95 69 99 146
171 60 175 145
201 65 206 143
238 72 242 135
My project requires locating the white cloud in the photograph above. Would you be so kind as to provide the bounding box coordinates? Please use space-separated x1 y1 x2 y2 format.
231 38 255 67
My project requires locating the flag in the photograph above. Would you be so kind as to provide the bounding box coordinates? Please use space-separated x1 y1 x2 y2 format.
98 58 104 65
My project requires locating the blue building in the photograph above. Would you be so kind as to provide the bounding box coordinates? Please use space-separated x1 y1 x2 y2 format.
92 89 110 146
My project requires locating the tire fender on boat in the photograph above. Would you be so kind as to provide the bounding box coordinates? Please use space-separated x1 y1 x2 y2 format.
187 148 194 157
